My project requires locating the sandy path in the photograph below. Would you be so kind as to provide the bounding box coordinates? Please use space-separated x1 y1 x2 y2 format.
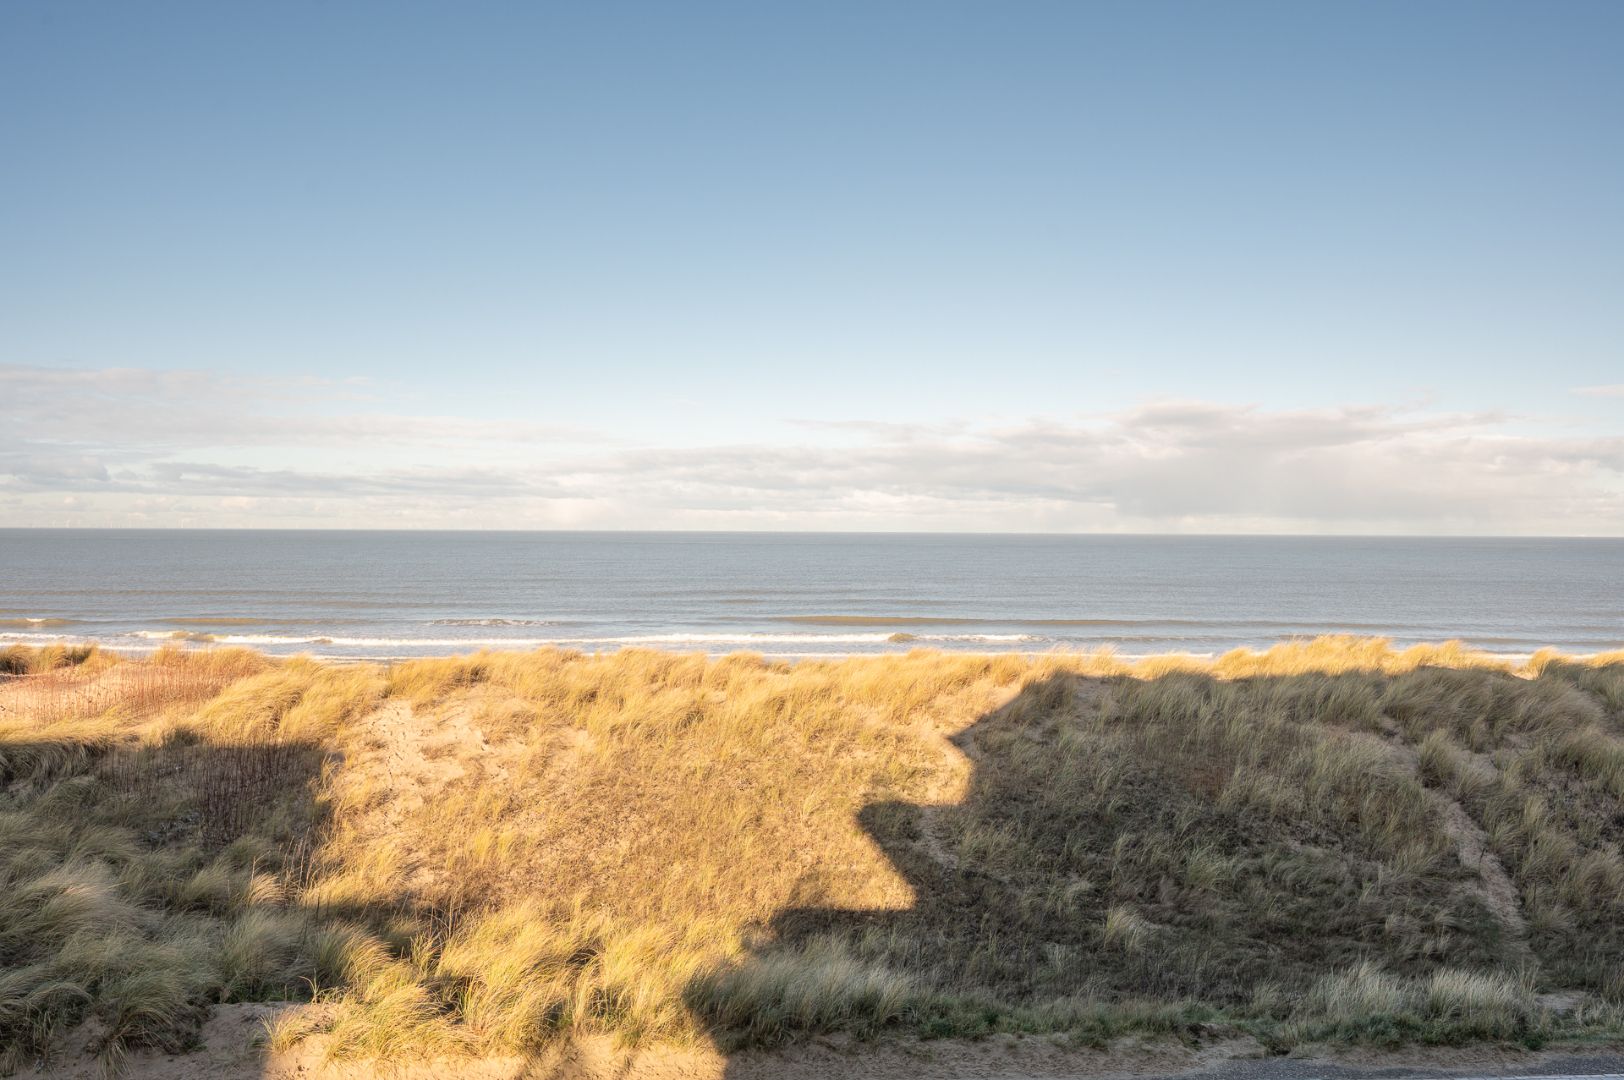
1372 732 1534 969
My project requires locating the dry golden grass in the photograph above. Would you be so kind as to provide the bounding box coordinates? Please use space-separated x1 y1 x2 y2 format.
3 637 1624 1071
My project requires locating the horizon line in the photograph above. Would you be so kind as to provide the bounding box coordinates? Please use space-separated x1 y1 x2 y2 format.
2 526 1621 541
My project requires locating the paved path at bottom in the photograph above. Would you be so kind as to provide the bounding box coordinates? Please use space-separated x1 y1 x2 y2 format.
1185 1061 1624 1080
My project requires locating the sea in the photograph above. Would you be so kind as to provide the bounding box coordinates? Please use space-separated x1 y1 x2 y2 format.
2 530 1621 661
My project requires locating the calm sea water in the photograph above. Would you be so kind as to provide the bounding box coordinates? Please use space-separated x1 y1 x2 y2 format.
2 530 1621 660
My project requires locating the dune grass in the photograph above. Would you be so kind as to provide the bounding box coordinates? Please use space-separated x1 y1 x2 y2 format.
2 637 1624 1070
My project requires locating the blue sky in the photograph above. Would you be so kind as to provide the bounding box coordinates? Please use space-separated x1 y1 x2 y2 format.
2 1 1621 531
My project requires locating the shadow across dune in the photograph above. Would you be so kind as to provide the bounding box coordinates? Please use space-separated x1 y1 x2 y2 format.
0 720 340 1068
685 664 1604 1058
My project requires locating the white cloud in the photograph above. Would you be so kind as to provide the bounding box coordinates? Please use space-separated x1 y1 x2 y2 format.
2 366 1622 532
0 364 593 456
1574 385 1624 398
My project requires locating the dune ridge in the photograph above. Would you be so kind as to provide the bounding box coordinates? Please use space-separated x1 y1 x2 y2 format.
3 637 1624 1074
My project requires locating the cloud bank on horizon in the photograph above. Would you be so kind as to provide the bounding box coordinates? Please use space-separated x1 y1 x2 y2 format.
3 364 1620 534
